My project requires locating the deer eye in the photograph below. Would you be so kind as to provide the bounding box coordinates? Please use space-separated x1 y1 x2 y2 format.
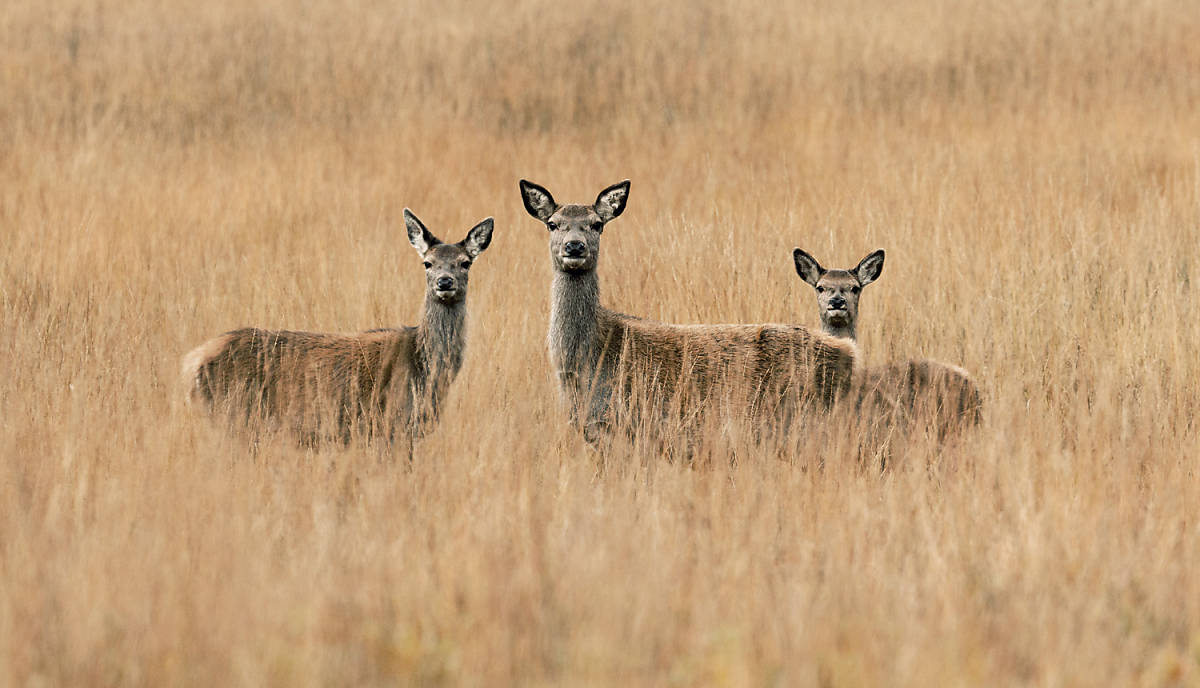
460 260 472 269
590 222 603 232
547 221 558 231
422 261 432 269
815 286 826 294
850 286 861 294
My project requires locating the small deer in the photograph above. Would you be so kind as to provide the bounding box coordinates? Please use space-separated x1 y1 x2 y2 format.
791 248 885 342
792 248 982 438
520 179 858 442
181 210 494 447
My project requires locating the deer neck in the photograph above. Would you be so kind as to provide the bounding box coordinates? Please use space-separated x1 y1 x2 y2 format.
417 296 467 386
822 320 857 342
550 269 600 377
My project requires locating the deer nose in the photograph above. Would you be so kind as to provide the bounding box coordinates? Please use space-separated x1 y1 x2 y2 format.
436 276 455 291
563 241 587 257
829 295 847 309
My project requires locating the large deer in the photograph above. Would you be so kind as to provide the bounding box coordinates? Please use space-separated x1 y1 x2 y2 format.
520 179 858 442
181 210 494 447
792 248 982 438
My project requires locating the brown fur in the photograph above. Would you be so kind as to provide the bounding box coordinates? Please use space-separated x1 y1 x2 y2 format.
590 310 860 437
852 359 983 442
180 209 493 446
181 326 438 443
793 248 983 440
522 179 858 442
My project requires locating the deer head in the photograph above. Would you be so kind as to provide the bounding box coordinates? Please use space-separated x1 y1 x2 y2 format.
519 180 630 274
405 209 494 305
793 248 885 341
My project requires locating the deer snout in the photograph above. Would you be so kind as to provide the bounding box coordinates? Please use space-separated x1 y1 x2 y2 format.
435 276 455 291
563 240 587 257
828 295 847 310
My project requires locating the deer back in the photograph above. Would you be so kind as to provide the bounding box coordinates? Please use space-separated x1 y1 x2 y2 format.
184 326 420 442
594 309 858 426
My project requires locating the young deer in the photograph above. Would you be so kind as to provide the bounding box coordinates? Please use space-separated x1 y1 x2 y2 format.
181 210 494 446
791 249 885 342
793 248 982 437
521 179 858 442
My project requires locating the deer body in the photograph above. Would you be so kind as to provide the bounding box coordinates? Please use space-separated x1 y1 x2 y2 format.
181 210 493 445
793 248 982 436
526 180 857 439
853 359 982 440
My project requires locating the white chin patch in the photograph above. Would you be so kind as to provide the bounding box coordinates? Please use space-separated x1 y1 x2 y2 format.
562 257 588 269
436 290 457 300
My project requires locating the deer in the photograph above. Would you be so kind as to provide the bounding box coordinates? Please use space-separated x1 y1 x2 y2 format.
180 209 494 449
792 248 982 441
520 179 859 444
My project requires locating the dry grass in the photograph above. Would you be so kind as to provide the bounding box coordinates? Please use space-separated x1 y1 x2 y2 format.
3 0 1200 684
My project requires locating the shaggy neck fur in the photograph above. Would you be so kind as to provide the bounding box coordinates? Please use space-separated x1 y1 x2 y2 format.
822 320 856 342
550 270 600 380
416 296 467 395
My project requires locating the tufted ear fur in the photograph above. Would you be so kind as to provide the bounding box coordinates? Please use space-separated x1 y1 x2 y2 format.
462 217 494 258
519 180 557 222
854 249 885 287
792 248 825 287
594 180 630 222
404 209 441 256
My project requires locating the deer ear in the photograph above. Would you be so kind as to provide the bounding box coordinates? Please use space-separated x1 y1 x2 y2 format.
854 249 885 286
463 217 494 258
519 180 557 222
595 180 630 222
792 248 824 287
405 209 441 256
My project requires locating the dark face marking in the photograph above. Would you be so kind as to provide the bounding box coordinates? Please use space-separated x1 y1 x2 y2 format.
547 205 606 273
521 180 630 274
421 243 475 304
406 211 493 304
795 248 884 333
813 270 863 327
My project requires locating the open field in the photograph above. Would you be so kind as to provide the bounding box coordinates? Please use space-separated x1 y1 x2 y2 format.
2 0 1199 684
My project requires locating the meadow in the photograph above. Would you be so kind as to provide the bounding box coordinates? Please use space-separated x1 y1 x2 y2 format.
2 0 1199 684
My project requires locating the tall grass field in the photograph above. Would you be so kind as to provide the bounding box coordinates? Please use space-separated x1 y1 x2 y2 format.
2 0 1199 684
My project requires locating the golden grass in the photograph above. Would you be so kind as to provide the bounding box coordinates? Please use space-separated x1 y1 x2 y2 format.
3 0 1200 684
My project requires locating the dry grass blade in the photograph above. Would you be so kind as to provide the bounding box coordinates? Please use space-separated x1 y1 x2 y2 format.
2 0 1199 684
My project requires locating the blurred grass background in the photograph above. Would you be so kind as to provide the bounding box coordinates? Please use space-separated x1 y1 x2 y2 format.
2 0 1199 684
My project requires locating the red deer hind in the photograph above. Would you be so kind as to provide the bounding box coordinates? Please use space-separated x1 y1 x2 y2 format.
181 210 494 448
520 179 858 443
793 248 982 440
